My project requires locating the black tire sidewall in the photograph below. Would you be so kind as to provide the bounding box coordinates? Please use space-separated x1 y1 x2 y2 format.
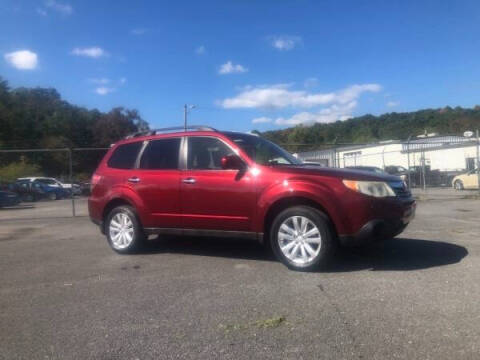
105 205 145 254
270 206 333 271
455 180 463 190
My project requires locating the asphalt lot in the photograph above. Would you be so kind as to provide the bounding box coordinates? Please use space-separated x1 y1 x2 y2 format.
0 191 479 359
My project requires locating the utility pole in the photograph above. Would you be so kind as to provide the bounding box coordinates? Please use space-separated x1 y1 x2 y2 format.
184 104 196 130
184 104 187 130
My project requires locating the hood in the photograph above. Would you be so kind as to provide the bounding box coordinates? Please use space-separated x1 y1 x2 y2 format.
269 165 402 182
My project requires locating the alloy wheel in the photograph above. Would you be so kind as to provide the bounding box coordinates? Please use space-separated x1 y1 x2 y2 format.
109 213 135 250
277 216 322 265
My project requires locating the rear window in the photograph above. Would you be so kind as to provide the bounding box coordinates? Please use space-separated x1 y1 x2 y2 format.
139 138 181 170
107 142 142 169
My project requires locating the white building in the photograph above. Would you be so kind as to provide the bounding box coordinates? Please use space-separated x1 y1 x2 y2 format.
297 135 478 172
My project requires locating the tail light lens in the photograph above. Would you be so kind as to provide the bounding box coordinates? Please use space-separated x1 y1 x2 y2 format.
90 174 102 193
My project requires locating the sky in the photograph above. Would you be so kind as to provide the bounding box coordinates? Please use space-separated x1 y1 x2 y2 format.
1 0 480 132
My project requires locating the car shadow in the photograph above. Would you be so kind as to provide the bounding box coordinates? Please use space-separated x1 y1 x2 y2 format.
141 236 468 272
326 238 468 272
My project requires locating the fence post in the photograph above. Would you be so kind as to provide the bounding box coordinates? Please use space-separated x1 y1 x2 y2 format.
68 148 76 217
477 130 480 195
422 146 426 192
406 136 412 188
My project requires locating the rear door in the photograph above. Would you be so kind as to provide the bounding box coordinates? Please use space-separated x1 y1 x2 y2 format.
134 137 182 228
180 136 256 232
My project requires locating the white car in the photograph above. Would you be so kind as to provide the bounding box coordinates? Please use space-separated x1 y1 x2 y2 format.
452 170 479 190
17 177 81 195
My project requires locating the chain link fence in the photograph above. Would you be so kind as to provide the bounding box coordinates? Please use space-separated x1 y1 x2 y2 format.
294 135 480 190
0 147 108 220
1 135 479 219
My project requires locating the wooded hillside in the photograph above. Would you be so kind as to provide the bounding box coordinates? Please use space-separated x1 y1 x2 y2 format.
0 77 149 181
261 106 480 152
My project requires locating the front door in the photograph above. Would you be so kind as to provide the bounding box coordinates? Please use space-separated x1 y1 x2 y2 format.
180 136 256 232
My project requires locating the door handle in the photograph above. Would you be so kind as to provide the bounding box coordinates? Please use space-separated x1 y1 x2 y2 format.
127 177 141 183
182 178 196 184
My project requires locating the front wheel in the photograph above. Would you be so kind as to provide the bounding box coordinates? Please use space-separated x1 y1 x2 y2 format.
105 205 146 254
270 206 334 271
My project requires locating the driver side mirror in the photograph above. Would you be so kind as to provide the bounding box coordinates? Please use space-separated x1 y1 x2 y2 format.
221 154 245 170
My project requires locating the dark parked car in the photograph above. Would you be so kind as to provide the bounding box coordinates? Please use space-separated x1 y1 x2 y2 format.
11 179 70 201
0 190 21 208
385 165 408 182
88 126 416 271
9 180 44 202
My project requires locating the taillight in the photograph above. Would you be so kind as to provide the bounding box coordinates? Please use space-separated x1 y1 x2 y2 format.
91 174 102 193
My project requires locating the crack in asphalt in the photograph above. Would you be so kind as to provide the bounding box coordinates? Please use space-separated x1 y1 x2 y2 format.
317 283 364 359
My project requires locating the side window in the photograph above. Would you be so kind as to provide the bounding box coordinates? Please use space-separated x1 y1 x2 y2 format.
107 142 142 169
140 138 181 170
187 137 234 170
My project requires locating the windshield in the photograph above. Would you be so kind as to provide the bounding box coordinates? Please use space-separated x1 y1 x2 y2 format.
223 132 301 166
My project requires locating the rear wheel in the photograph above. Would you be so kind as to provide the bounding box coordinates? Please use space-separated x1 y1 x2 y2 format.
105 205 145 254
454 180 464 190
270 206 333 271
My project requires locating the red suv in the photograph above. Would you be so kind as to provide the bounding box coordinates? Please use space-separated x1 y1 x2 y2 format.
88 126 415 271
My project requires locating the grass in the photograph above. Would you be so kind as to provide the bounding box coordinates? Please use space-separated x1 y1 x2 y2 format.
254 316 286 329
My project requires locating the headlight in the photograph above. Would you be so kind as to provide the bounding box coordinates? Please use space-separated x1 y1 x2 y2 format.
343 180 396 198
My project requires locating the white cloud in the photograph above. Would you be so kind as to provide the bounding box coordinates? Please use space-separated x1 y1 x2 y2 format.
220 83 381 109
275 102 357 125
4 50 38 70
89 78 110 84
269 35 302 51
219 61 248 75
387 101 399 107
195 45 206 55
252 116 273 124
45 0 73 15
71 47 108 58
91 78 125 94
95 87 115 95
131 28 147 35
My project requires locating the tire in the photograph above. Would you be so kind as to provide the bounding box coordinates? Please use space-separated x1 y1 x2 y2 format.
454 180 464 190
270 206 334 271
105 205 146 254
48 192 57 200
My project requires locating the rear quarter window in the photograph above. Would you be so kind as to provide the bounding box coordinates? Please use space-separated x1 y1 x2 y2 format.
107 142 142 169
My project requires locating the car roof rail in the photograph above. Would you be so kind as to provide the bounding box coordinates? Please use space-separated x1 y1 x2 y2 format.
124 125 218 139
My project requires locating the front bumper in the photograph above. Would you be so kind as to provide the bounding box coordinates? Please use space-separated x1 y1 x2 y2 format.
339 201 416 247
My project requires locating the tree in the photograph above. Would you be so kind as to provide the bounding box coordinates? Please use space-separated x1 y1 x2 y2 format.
0 79 149 178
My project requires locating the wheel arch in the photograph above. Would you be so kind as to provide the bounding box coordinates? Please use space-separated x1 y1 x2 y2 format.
263 196 339 243
101 197 139 233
